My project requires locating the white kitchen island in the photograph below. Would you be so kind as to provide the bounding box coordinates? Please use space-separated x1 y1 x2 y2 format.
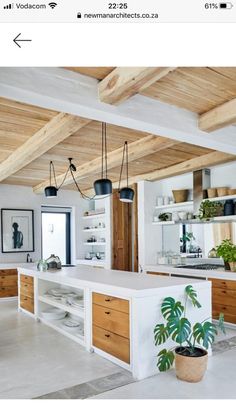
17 265 211 380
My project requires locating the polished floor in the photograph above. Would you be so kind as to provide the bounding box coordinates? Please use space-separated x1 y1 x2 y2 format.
1 300 236 399
0 301 126 399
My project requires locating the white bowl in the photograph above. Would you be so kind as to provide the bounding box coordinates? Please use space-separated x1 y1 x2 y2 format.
41 308 67 320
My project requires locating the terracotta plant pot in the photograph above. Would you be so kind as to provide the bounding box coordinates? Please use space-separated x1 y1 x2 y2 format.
172 189 188 203
217 187 229 197
175 347 208 383
207 188 217 198
229 261 236 272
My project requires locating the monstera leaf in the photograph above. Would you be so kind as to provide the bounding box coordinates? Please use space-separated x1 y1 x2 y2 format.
157 349 175 372
185 285 201 308
218 313 226 335
161 297 184 320
193 321 217 349
167 317 191 344
154 323 169 345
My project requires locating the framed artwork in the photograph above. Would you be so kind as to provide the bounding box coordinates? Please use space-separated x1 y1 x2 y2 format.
1 209 34 253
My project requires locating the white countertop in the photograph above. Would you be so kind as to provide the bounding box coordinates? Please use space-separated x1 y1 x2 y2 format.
145 264 236 280
17 265 209 297
0 262 35 270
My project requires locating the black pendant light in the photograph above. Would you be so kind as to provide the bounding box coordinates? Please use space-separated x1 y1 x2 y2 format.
94 122 112 196
44 161 58 198
119 141 134 203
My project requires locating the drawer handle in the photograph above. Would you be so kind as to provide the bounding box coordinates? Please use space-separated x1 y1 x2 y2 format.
105 298 111 302
23 298 27 301
105 311 110 315
105 334 110 338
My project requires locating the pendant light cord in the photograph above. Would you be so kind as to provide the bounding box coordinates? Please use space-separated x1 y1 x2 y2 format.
118 141 128 191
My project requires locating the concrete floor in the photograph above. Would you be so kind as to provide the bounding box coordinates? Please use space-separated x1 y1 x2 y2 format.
0 300 124 399
91 347 236 399
1 300 236 399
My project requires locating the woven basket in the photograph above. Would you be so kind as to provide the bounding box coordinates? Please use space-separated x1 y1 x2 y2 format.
207 188 217 198
217 187 229 197
175 348 208 383
172 189 188 203
228 188 236 195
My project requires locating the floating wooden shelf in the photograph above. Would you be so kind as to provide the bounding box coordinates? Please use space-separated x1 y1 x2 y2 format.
155 201 193 210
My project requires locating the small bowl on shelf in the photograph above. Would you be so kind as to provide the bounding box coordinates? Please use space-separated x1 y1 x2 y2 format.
217 187 229 197
207 188 217 198
172 189 188 203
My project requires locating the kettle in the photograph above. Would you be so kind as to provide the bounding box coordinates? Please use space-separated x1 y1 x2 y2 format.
208 248 217 258
46 254 62 270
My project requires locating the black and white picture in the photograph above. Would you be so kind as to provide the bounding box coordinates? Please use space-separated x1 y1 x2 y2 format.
1 209 34 253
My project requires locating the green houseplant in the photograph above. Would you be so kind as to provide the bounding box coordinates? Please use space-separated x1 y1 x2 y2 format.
154 285 225 382
216 239 236 271
198 200 224 220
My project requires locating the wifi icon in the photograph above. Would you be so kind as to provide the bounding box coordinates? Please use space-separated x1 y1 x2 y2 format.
48 2 57 9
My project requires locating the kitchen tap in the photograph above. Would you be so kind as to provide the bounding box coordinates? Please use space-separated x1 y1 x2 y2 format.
26 253 30 263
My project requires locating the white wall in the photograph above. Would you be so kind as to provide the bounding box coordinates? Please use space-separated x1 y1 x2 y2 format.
0 184 85 264
138 160 236 267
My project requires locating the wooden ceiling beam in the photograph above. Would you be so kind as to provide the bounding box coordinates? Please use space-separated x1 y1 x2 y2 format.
0 113 90 182
33 135 177 194
199 98 236 132
85 150 236 194
99 67 177 105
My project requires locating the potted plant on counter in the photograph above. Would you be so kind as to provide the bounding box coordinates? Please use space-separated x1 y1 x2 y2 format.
154 285 225 383
198 200 224 220
216 239 236 271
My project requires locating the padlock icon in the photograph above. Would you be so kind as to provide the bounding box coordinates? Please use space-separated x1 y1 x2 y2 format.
77 12 82 18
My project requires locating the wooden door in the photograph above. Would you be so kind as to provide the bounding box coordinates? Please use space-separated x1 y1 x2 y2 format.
112 189 132 271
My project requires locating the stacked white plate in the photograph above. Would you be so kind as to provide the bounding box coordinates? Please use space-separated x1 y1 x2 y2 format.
67 295 84 309
62 318 81 332
41 307 67 321
47 288 77 297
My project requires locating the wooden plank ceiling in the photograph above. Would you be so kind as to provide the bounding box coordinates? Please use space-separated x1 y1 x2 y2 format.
1 67 236 192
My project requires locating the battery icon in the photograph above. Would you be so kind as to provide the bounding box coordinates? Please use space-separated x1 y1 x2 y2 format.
219 2 233 8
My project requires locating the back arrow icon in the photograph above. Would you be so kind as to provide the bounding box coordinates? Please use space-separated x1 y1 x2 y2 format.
13 33 32 48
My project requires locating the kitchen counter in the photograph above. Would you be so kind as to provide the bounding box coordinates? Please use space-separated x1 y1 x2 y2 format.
145 264 236 281
18 265 208 298
17 265 211 380
0 262 34 270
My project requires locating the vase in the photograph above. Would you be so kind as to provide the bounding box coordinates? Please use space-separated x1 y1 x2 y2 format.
229 261 236 272
175 347 208 383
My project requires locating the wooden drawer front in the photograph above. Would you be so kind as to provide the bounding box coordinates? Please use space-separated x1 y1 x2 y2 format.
212 288 236 308
212 303 236 324
209 278 236 291
0 276 17 287
147 271 169 277
93 304 129 338
20 295 34 313
92 292 129 314
20 274 34 286
0 286 18 298
20 282 34 298
93 325 130 364
0 269 17 276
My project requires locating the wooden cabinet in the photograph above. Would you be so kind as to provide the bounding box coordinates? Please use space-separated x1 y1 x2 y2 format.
92 292 130 363
209 277 236 324
20 274 34 314
0 269 18 298
92 292 129 314
147 271 169 277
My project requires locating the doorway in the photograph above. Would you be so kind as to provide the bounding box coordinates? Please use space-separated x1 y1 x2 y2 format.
41 208 71 265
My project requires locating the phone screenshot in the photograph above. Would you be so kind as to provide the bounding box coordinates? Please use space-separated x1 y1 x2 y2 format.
0 0 235 417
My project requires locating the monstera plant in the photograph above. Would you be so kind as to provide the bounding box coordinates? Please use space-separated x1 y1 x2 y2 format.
154 285 225 382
